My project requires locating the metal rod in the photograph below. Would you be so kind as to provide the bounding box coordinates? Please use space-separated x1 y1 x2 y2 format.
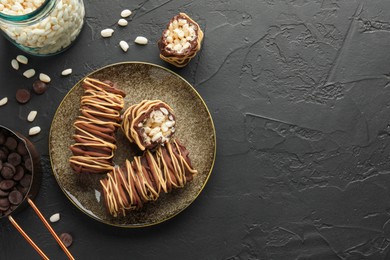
27 198 75 260
8 215 50 260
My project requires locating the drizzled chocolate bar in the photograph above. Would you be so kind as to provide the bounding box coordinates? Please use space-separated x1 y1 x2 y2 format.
100 139 197 217
158 13 204 67
69 78 126 174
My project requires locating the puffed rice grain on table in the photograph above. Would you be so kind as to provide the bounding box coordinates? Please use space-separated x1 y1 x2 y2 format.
16 55 28 64
27 111 37 122
61 68 72 76
120 9 132 18
119 40 129 52
0 97 8 107
29 126 41 136
39 73 51 83
23 68 35 78
101 28 114 38
11 59 19 70
118 19 128 27
134 36 148 45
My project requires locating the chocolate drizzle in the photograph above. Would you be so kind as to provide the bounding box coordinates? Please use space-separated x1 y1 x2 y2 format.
100 139 198 217
122 100 176 151
69 78 126 174
158 13 204 67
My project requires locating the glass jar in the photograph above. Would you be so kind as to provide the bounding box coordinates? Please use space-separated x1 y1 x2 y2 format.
0 0 85 56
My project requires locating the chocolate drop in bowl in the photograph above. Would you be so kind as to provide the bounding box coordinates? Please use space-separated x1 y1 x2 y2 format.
0 125 41 218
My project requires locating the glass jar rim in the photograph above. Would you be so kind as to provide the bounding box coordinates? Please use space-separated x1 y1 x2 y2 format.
0 0 52 22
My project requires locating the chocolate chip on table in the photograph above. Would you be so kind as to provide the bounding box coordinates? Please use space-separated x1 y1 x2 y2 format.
0 180 15 190
15 89 31 104
1 163 15 179
8 190 23 205
59 233 73 248
7 152 21 166
32 80 48 95
5 137 17 151
13 166 24 181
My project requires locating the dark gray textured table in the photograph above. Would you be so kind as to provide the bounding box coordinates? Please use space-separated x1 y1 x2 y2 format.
1 0 390 259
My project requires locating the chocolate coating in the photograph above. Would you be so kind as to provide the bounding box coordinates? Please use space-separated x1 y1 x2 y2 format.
158 13 204 67
100 139 197 217
69 77 126 174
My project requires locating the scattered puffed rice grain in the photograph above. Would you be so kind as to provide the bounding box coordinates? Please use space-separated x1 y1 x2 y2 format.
61 68 72 76
134 36 148 45
121 9 132 18
101 28 114 38
0 97 8 107
29 126 41 136
16 55 28 64
119 40 129 52
27 111 37 122
23 69 35 78
39 73 51 83
49 213 60 223
11 59 19 70
118 18 128 27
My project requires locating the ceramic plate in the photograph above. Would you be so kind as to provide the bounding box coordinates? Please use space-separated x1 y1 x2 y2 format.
49 62 216 227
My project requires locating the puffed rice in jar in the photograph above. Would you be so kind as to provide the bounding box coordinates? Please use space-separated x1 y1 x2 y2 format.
0 0 85 55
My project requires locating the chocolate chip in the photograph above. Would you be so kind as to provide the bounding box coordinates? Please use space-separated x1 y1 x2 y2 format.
59 233 73 248
0 197 10 208
0 180 15 190
3 208 12 215
8 190 23 205
32 80 48 95
16 89 31 104
1 163 15 179
19 174 31 188
13 166 24 181
0 205 9 212
5 137 17 151
0 189 9 197
7 152 21 166
0 148 8 161
17 141 28 156
17 185 29 195
24 157 32 172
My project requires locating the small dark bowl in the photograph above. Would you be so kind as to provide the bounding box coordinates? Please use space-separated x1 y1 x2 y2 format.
0 125 41 218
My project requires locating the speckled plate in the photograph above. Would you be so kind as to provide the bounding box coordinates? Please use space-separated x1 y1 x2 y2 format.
49 62 216 228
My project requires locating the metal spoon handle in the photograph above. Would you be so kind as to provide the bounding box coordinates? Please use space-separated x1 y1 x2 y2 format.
8 215 50 260
27 198 75 260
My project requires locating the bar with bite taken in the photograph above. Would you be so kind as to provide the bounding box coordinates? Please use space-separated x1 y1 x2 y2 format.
121 100 176 151
158 13 204 67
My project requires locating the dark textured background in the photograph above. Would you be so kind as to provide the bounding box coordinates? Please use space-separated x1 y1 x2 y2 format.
1 0 390 259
